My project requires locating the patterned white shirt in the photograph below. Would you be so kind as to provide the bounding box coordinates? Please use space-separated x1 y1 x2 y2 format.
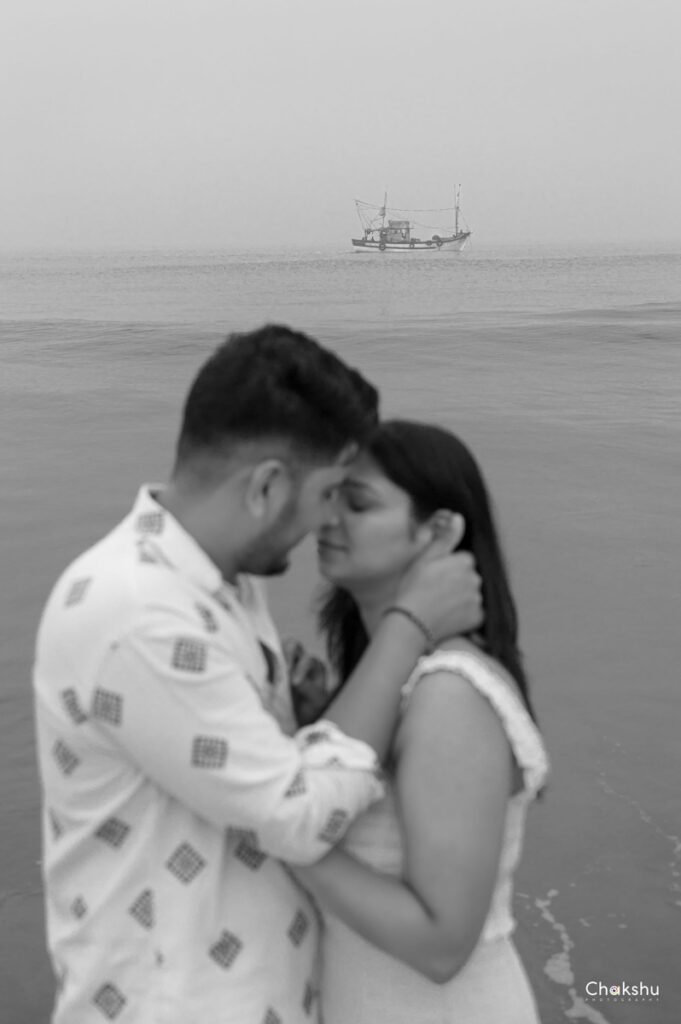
33 486 384 1024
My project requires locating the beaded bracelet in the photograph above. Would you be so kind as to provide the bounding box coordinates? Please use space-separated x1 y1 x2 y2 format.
382 605 435 654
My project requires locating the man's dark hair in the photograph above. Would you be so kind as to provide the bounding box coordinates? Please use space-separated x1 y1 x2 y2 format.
175 324 379 468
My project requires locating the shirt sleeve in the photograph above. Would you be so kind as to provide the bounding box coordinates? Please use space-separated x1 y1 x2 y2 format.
90 610 384 865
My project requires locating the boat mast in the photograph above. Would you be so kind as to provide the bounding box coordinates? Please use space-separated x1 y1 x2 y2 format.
380 189 387 231
454 184 461 236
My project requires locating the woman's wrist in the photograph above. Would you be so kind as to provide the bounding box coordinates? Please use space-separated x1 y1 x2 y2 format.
374 606 432 655
378 606 432 655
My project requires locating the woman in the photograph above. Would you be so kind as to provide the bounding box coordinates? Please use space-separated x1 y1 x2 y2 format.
293 420 550 1024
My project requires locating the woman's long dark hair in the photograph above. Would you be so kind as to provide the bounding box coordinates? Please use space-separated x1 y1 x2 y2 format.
318 419 540 725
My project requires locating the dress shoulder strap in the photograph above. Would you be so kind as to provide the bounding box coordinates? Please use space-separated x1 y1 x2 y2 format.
402 647 550 797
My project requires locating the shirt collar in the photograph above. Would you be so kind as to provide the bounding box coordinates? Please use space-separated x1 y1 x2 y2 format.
128 484 228 598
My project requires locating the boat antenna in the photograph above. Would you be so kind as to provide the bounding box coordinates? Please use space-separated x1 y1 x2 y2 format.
381 188 387 230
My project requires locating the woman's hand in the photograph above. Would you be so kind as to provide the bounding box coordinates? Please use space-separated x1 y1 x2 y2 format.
395 517 483 642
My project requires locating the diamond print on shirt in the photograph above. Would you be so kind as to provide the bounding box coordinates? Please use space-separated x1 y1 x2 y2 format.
209 930 243 970
71 896 88 919
262 1009 283 1024
53 740 80 775
234 839 267 871
166 842 206 884
61 688 88 724
196 603 219 633
95 818 131 849
284 770 307 797
135 511 165 534
65 578 91 607
191 735 228 769
172 638 207 673
129 889 154 929
318 808 349 843
227 826 260 847
92 688 123 726
287 909 310 947
92 982 126 1019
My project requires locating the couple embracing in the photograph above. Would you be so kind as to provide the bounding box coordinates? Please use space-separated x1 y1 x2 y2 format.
33 324 549 1023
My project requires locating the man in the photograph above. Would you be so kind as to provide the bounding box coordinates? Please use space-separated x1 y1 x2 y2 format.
33 324 481 1023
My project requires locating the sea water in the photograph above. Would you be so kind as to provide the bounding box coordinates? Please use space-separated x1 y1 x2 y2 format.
1 242 680 1023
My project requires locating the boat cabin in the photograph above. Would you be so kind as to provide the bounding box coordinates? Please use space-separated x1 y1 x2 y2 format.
382 219 411 243
365 218 412 244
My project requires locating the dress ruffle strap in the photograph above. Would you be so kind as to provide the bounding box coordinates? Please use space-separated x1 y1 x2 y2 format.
402 649 550 797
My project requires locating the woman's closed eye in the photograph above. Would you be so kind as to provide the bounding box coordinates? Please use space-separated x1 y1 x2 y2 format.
346 496 370 512
339 480 375 513
339 489 372 513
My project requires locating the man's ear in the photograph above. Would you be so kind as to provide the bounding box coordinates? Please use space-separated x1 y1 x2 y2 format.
426 509 466 553
244 459 292 520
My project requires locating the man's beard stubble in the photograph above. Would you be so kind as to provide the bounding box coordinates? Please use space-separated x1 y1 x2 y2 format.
236 501 299 577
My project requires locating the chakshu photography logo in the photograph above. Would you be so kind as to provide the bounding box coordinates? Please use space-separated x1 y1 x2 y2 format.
585 979 660 1003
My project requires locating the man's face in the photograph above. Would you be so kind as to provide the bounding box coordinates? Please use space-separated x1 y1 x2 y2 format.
238 453 353 577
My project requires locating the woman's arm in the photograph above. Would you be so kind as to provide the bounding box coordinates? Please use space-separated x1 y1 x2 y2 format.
321 548 482 762
295 670 513 982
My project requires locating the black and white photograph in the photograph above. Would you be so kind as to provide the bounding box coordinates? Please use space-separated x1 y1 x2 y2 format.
1 2 679 1022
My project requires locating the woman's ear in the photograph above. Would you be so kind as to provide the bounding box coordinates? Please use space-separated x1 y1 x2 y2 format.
429 509 466 552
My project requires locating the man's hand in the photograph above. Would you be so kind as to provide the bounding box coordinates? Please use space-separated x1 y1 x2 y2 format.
395 515 483 643
283 638 333 726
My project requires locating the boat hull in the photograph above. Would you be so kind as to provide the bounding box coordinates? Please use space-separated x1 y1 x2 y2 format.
351 233 471 252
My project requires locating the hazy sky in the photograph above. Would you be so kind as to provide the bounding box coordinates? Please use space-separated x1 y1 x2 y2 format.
3 0 680 249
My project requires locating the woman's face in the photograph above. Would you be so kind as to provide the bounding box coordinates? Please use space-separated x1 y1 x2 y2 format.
316 451 430 588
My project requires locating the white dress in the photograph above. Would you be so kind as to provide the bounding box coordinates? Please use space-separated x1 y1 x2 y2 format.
321 646 550 1024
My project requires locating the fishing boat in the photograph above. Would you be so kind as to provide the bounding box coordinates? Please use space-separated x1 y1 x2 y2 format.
351 185 471 252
